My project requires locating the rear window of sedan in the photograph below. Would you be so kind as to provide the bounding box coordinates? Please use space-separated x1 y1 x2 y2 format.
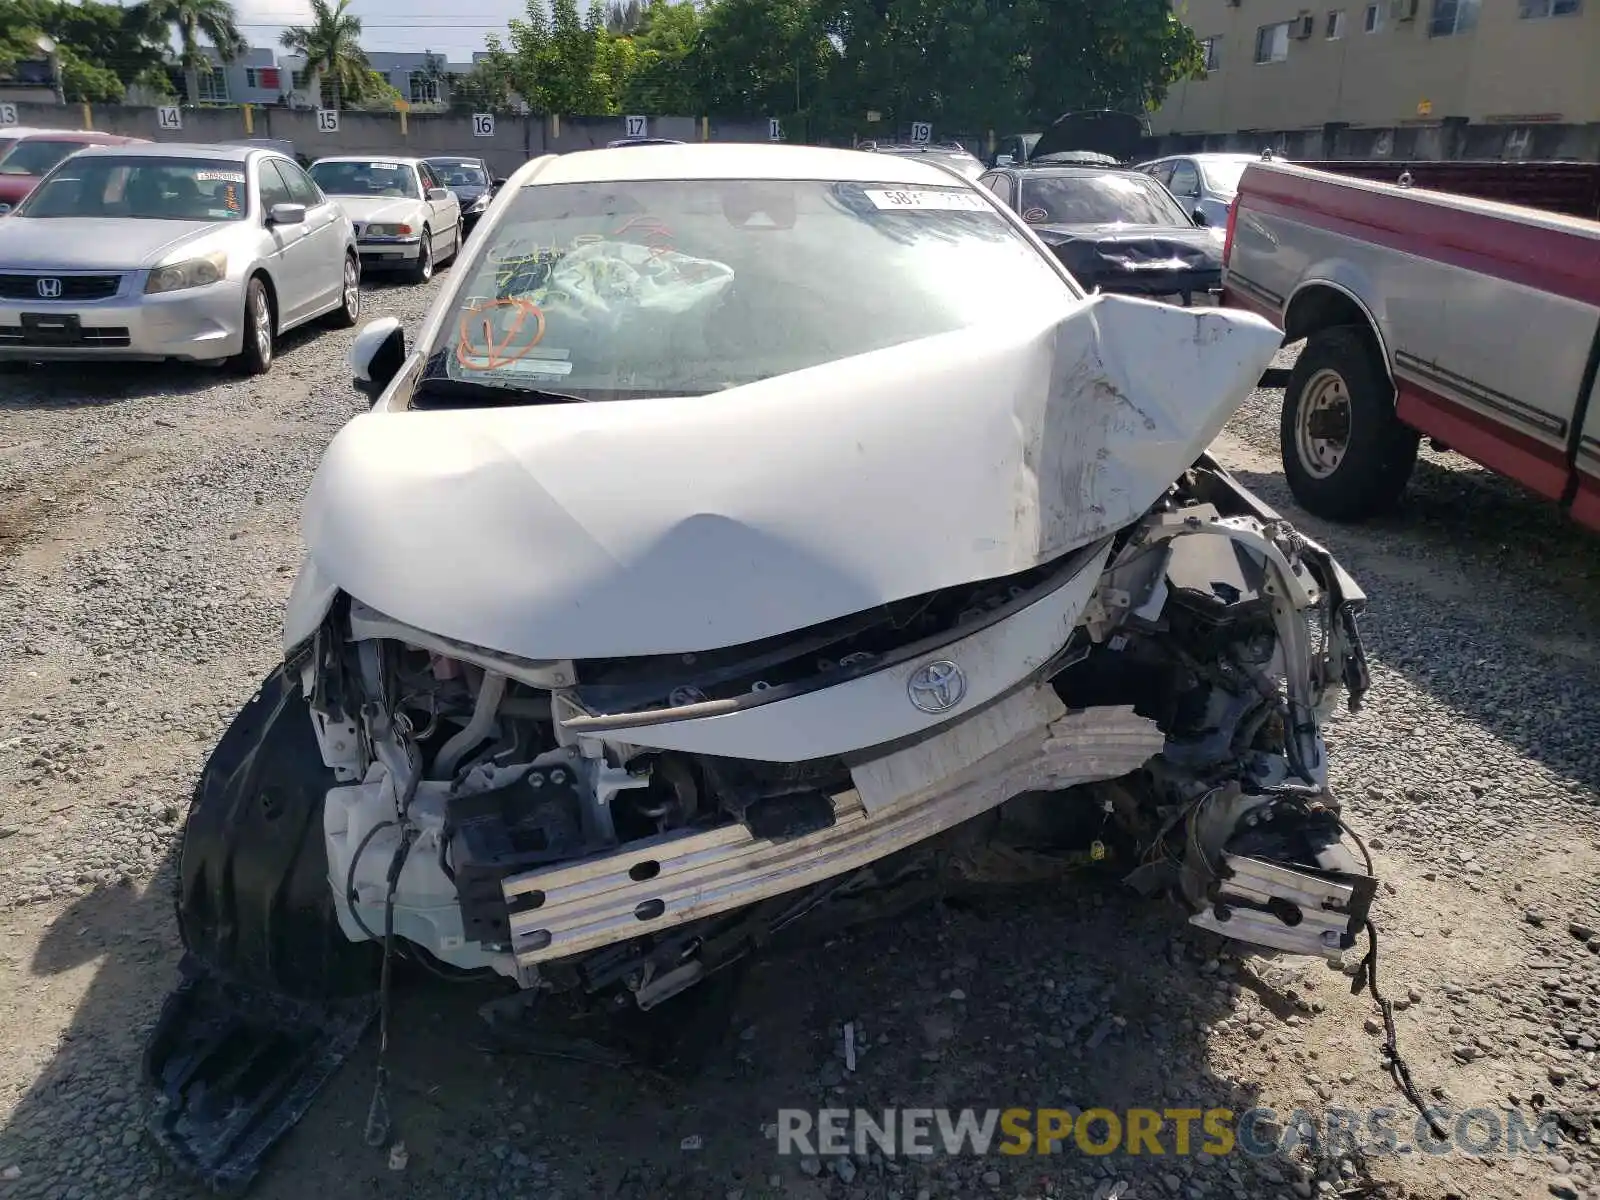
418 176 1077 404
17 156 249 221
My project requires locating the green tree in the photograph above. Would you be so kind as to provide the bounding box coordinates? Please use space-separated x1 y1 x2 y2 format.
694 0 829 119
618 0 701 113
451 46 517 111
130 0 246 105
278 0 371 108
0 0 171 102
502 0 613 113
1023 0 1202 117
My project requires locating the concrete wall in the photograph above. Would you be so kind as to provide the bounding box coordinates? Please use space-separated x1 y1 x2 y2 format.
1153 0 1600 137
1141 119 1600 162
1 102 773 177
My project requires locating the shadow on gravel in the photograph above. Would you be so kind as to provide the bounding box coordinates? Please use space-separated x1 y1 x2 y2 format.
1226 457 1600 795
0 321 346 410
2 858 1340 1200
0 851 186 1200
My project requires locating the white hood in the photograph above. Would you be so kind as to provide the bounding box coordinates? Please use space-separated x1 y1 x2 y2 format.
330 196 418 224
298 294 1281 661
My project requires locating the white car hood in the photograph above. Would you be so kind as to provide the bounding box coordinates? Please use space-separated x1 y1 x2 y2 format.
331 196 418 225
298 293 1281 661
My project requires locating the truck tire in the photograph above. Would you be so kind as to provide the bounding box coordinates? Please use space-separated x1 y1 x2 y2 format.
174 664 380 1000
1281 325 1419 521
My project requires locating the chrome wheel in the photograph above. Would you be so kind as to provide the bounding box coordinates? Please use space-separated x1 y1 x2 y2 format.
417 237 433 282
1294 367 1352 480
251 285 272 368
343 256 359 319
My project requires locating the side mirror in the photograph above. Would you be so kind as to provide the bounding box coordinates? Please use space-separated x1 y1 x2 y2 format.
493 177 508 189
349 316 405 402
1193 210 1208 227
268 202 307 225
426 186 451 202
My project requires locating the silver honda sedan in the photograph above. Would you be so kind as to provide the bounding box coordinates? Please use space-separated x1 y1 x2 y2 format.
0 142 360 374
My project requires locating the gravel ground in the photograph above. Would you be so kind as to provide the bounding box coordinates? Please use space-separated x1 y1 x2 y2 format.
0 300 1598 1200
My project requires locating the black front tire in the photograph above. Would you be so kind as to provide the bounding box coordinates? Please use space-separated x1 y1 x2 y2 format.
408 231 434 283
1281 324 1419 521
232 277 274 375
175 665 379 1000
327 252 361 328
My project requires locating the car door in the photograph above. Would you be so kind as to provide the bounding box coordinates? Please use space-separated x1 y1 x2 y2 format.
417 162 455 255
257 157 316 324
273 157 345 315
1166 160 1202 222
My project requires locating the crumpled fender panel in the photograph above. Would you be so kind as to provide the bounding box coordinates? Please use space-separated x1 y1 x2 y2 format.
296 294 1281 661
143 666 379 1192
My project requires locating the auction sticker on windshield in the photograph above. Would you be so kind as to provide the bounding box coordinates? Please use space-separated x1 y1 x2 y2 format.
196 170 246 182
863 188 989 212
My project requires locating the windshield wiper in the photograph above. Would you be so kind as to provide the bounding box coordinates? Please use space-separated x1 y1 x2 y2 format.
414 375 591 406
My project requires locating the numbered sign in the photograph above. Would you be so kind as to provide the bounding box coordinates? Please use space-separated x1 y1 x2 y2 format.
317 108 340 133
624 114 647 138
156 105 182 131
768 117 781 142
472 112 495 138
0 103 17 127
909 121 932 144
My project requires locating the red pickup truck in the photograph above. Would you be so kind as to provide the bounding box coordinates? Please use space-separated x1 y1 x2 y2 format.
1221 159 1600 534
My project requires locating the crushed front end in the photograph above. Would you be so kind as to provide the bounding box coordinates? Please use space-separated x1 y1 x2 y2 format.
142 295 1380 1192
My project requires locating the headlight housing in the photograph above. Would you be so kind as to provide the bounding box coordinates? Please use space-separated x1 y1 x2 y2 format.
364 223 413 237
145 251 227 294
468 194 489 212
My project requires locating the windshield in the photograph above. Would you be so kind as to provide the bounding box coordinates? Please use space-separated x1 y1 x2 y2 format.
0 139 86 177
1016 172 1190 227
16 156 249 221
309 160 419 198
1198 158 1251 196
428 161 487 187
0 139 17 162
421 178 1073 404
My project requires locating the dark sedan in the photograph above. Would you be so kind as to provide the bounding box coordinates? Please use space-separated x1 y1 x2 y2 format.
976 164 1223 304
422 156 506 235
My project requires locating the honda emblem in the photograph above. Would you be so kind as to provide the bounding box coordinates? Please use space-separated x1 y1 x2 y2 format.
35 277 62 299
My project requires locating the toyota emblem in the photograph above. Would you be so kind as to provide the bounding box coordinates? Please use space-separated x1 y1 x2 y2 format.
35 277 62 299
907 659 966 714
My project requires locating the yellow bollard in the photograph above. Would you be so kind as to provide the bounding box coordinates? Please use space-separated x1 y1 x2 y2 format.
81 103 92 129
552 113 560 140
400 110 408 136
243 104 254 134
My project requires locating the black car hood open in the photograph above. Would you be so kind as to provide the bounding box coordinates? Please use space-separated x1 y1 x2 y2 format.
1031 111 1148 164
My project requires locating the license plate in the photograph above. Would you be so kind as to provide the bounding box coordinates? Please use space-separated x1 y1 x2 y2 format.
20 312 82 345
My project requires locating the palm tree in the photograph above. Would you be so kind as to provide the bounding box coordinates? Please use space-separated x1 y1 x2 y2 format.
279 0 370 109
133 0 248 107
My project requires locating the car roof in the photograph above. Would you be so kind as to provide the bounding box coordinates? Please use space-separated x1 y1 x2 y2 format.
515 143 971 188
310 154 428 166
995 164 1148 179
423 155 486 163
10 129 139 144
70 141 255 161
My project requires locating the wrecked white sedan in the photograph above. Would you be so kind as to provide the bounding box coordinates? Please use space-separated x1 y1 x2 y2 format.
144 144 1378 1189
